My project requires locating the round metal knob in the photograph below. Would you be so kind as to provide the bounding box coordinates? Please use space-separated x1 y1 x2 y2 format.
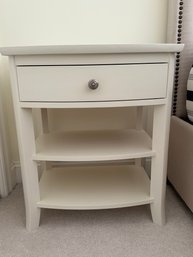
88 79 99 90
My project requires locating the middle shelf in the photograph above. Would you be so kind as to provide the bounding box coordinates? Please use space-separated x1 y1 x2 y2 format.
33 129 154 162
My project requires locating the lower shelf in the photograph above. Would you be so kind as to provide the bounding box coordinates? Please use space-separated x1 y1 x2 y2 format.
37 165 153 210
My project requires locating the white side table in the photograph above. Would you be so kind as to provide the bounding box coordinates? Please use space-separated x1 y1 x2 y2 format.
0 44 183 231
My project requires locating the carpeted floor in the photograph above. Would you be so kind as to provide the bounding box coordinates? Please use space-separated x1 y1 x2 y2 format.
0 184 193 257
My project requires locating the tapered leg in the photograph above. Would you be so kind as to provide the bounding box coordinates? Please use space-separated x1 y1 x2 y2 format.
9 57 41 231
150 105 170 225
16 108 41 231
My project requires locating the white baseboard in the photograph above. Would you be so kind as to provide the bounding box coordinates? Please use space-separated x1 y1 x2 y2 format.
11 161 22 183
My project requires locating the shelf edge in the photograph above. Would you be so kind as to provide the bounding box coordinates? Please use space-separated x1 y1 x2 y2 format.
37 198 154 210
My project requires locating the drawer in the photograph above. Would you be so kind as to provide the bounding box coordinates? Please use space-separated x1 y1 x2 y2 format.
17 64 168 102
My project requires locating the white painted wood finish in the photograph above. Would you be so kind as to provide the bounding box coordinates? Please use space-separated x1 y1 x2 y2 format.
34 130 153 162
17 64 168 102
150 54 176 225
15 53 170 66
19 98 167 109
9 57 40 231
0 44 183 56
38 165 153 210
0 44 183 230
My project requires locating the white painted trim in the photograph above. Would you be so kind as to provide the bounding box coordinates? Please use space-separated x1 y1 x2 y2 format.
0 56 17 196
0 140 8 197
11 160 43 184
10 161 22 184
0 97 9 197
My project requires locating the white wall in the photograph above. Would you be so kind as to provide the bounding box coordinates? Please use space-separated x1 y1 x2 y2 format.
0 0 168 46
0 0 168 169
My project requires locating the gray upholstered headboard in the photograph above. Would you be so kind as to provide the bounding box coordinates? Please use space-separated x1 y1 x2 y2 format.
167 0 193 118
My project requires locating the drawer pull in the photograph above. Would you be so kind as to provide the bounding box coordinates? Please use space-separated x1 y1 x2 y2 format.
88 79 99 90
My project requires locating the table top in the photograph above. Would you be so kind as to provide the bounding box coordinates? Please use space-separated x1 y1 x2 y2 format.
0 43 184 56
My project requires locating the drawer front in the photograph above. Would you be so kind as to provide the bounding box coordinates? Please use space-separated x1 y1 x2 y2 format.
17 64 168 102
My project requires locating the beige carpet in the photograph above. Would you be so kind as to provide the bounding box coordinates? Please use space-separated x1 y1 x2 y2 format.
0 184 193 257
